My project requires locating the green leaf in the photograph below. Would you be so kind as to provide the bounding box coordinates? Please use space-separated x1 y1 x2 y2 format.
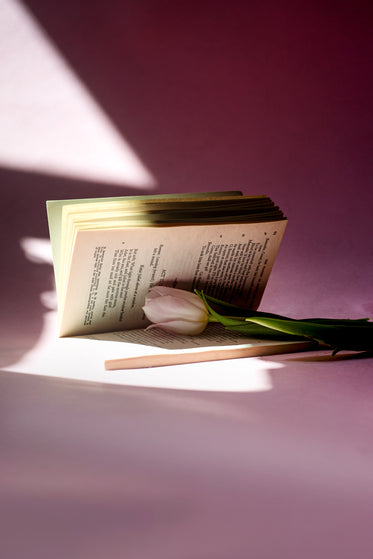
196 290 373 353
224 323 306 340
245 317 373 353
199 292 369 322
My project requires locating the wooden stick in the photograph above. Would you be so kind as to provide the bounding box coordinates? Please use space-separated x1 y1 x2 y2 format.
104 340 316 370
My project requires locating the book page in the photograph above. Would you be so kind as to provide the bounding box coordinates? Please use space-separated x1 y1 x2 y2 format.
58 220 286 336
47 191 243 296
84 322 310 351
84 322 287 349
83 323 316 370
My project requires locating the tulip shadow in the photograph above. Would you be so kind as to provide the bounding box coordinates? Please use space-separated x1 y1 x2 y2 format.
286 351 373 363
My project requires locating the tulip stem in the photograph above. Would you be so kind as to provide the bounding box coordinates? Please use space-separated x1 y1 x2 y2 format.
207 314 249 324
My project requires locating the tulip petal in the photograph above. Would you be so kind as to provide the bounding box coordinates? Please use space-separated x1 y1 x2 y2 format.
145 286 207 312
143 295 208 324
143 286 209 336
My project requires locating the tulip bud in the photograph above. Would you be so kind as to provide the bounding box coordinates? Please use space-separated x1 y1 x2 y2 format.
142 286 209 335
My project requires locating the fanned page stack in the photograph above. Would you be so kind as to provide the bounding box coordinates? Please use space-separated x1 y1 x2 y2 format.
46 191 314 367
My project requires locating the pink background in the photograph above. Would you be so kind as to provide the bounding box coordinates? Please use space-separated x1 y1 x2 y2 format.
1 2 372 558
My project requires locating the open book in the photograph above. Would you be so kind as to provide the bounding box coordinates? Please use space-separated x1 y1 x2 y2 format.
46 191 314 368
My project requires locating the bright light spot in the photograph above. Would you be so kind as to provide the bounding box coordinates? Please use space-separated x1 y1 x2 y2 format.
20 237 53 264
107 358 277 392
7 237 277 392
0 0 156 187
5 309 277 392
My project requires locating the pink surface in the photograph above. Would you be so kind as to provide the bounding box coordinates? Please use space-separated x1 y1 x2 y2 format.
1 2 372 558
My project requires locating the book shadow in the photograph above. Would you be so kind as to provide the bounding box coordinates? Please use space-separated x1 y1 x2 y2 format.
0 166 153 369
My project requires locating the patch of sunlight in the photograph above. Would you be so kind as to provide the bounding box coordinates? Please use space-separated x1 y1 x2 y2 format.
5 308 277 392
5 237 278 393
20 237 53 264
0 0 156 188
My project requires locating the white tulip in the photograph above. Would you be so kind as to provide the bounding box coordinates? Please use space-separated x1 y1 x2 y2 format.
143 286 209 335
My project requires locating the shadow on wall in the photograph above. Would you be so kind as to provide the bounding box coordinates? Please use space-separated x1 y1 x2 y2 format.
21 0 372 195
